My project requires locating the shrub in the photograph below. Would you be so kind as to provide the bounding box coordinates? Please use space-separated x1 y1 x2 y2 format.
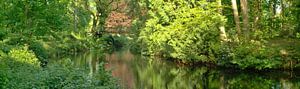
139 0 225 63
229 41 282 70
0 52 9 89
28 41 49 66
0 55 118 88
8 46 40 68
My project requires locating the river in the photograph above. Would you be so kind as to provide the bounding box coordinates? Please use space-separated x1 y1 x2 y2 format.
57 50 300 89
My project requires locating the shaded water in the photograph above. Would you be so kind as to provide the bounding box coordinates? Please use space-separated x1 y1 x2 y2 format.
60 50 300 89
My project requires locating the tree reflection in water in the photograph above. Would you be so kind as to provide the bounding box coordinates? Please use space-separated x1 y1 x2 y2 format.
67 50 300 89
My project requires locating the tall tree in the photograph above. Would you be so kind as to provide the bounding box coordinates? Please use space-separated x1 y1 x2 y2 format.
281 0 285 15
281 0 286 32
84 0 119 37
253 0 262 31
240 0 249 38
231 0 241 35
73 0 78 32
217 0 228 42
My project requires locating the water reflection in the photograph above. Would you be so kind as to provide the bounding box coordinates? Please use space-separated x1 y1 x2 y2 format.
53 51 103 77
104 50 300 89
58 50 300 89
105 50 135 89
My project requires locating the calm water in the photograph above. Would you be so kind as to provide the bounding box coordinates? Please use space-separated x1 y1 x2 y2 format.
59 50 300 89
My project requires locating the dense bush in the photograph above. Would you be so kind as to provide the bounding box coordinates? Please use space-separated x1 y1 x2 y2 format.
29 60 119 89
28 41 49 62
0 53 118 88
8 46 41 67
229 42 282 69
0 0 121 88
132 0 300 70
139 0 225 63
0 43 118 88
0 51 9 89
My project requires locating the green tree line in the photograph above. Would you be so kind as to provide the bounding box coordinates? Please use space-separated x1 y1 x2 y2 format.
128 0 300 70
0 0 121 88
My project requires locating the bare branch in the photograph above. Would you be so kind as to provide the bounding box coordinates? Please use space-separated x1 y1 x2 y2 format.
109 0 114 5
111 2 119 11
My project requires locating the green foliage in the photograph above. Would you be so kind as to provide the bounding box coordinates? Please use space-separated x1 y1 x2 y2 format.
28 40 49 64
133 0 300 70
229 41 282 70
297 33 300 39
0 0 101 55
8 46 41 67
140 0 225 62
105 35 127 52
0 42 13 53
0 0 70 35
0 72 8 89
0 0 120 88
0 55 118 88
30 60 118 89
0 29 7 41
0 52 9 89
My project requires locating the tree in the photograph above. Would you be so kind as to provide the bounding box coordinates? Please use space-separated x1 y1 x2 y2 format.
217 0 228 42
231 0 241 35
252 0 262 31
139 0 226 62
90 0 119 37
240 0 249 38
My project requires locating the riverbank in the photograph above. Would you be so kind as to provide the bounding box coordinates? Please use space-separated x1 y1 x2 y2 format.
0 44 119 88
134 38 300 70
0 34 120 88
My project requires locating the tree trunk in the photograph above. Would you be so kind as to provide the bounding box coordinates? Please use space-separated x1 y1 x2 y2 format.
217 0 228 42
240 0 249 39
72 0 78 52
73 0 77 32
83 0 97 33
231 0 241 35
273 0 278 15
269 0 278 36
281 0 285 31
281 0 285 15
253 0 262 31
